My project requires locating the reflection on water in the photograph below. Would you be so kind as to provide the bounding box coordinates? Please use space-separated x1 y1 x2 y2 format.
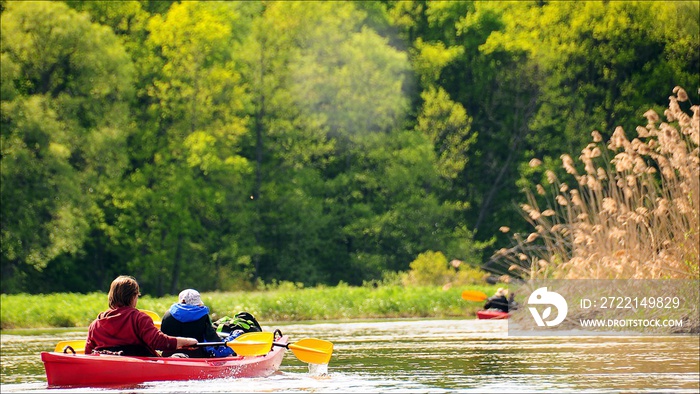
1 319 698 392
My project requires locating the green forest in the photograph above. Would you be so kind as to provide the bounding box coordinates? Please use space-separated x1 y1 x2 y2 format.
1 1 698 296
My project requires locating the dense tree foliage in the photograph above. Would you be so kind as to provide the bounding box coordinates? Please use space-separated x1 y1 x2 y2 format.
1 1 135 291
1 1 697 294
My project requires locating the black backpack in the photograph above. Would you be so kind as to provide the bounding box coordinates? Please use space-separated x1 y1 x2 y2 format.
214 312 262 335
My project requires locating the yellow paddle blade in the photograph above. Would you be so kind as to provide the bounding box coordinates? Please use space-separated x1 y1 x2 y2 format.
288 338 333 364
461 290 488 302
227 332 274 356
140 309 162 329
54 340 86 353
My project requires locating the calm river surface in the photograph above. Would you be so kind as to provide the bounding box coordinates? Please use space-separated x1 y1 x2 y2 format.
1 319 698 393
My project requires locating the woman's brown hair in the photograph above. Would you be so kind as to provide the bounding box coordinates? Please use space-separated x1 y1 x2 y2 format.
108 275 140 308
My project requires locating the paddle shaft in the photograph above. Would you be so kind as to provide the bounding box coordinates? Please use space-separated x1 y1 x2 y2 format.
58 341 233 353
188 341 234 348
273 342 289 349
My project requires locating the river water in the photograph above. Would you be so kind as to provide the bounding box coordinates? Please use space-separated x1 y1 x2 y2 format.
1 319 698 392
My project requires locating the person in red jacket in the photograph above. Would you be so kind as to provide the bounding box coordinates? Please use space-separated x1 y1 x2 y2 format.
85 275 198 357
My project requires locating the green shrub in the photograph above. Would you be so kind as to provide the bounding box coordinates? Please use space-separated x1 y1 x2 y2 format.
404 251 452 285
454 265 490 285
403 250 490 286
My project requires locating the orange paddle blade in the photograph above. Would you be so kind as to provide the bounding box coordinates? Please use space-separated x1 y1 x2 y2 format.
461 290 488 302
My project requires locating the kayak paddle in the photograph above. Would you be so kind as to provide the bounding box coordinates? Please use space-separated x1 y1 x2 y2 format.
54 331 274 357
461 290 488 302
273 338 333 364
192 332 274 357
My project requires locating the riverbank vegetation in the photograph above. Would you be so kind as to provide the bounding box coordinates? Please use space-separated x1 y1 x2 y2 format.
0 282 501 329
2 1 698 296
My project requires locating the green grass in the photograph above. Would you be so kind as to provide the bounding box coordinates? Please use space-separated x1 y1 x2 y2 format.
0 284 500 329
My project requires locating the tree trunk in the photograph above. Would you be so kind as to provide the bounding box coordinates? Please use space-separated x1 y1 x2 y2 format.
169 233 184 295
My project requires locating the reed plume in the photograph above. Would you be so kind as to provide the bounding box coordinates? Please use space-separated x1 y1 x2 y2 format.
508 87 699 280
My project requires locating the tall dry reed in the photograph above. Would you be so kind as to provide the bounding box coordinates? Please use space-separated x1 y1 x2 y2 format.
501 87 699 280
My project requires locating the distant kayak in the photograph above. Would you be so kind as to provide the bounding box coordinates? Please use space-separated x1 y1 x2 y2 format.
476 310 509 320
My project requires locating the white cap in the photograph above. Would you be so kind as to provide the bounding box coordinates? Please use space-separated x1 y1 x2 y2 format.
179 289 203 306
495 288 508 297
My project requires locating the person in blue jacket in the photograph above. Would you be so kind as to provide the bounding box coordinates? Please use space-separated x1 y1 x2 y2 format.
160 289 235 358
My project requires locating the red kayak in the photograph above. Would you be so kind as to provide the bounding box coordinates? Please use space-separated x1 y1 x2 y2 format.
476 310 510 320
42 335 288 387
